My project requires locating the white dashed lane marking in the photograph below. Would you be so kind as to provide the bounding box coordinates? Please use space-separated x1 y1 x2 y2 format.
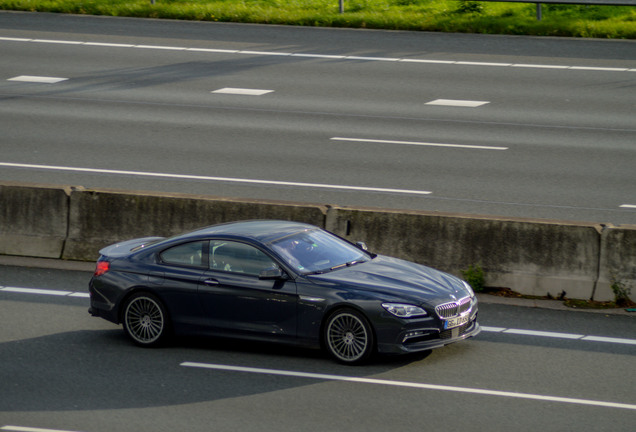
425 99 490 108
7 75 68 83
1 426 80 432
212 87 274 96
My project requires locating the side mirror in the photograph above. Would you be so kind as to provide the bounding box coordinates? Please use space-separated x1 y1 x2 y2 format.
259 266 285 280
356 241 368 251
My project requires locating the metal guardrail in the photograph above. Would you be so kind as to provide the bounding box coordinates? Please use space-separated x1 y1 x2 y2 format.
478 0 635 4
468 0 635 20
337 0 635 20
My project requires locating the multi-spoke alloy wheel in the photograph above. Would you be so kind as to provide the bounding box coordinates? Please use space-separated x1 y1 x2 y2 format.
123 293 169 346
325 309 374 364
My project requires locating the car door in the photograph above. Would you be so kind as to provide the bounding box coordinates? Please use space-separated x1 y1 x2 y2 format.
197 239 298 340
146 240 209 329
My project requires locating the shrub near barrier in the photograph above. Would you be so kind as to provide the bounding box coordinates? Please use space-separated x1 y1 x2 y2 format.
62 187 328 261
326 206 606 301
597 225 636 302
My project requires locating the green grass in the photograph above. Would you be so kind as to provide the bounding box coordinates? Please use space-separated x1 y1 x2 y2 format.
1 0 635 38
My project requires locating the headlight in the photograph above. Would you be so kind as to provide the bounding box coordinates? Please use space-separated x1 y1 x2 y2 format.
463 281 475 297
382 303 427 318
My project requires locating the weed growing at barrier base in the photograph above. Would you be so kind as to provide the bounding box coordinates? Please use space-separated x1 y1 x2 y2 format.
484 286 636 310
610 275 633 307
461 264 485 293
1 0 635 38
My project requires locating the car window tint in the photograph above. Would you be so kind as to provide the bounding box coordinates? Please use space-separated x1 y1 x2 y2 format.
270 229 368 274
160 241 205 267
210 241 276 276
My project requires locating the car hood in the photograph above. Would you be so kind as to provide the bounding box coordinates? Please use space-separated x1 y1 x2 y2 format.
307 255 469 304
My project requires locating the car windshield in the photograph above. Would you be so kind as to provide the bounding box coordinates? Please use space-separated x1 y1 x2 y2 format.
269 229 370 275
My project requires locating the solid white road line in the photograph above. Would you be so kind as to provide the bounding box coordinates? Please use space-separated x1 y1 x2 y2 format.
1 36 634 73
331 137 508 151
83 42 135 48
480 326 636 345
1 287 72 296
134 45 186 51
581 335 636 344
347 56 400 62
186 47 238 53
0 162 432 195
504 328 584 339
31 39 82 45
456 61 511 67
0 286 89 298
180 362 636 411
570 66 630 72
511 64 569 70
239 50 292 56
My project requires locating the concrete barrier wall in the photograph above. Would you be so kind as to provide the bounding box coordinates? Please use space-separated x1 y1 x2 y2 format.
1 181 634 301
0 182 70 258
325 207 604 301
63 188 328 261
596 226 636 301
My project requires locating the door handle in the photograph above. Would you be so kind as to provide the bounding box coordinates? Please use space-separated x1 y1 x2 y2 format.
203 278 219 286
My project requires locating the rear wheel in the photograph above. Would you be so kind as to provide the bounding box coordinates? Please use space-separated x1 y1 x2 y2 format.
324 309 374 364
122 292 170 347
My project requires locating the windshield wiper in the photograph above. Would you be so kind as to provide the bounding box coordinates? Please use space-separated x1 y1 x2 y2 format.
329 260 366 271
308 259 367 275
305 268 332 275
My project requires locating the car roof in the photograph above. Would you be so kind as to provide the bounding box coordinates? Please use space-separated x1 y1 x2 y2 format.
179 220 319 244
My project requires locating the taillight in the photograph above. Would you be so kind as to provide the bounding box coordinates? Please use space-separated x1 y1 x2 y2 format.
94 261 110 276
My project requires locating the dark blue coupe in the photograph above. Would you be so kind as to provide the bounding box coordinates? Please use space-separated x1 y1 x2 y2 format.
89 220 480 364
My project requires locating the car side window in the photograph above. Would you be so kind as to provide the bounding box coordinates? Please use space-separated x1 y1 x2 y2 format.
210 240 276 276
160 241 206 267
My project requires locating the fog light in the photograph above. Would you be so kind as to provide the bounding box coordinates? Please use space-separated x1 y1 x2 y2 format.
403 330 425 342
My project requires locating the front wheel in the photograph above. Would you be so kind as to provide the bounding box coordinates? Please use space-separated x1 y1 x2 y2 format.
324 309 375 364
122 292 170 347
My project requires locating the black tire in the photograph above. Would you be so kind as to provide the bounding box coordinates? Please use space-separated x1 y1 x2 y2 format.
122 292 170 347
324 308 375 364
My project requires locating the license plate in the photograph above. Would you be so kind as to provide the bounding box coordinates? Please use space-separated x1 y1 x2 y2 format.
444 315 470 330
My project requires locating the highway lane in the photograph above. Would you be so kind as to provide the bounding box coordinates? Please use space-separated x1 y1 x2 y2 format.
1 12 635 225
1 264 635 431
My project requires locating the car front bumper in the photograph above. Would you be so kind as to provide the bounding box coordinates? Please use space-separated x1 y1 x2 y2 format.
376 307 480 354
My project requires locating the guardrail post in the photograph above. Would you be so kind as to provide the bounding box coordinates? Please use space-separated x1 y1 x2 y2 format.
340 0 344 13
536 3 542 20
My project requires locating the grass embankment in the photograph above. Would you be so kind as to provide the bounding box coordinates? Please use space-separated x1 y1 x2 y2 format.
1 0 635 39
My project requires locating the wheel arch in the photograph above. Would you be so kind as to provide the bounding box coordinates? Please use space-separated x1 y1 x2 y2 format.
116 286 168 324
319 303 378 352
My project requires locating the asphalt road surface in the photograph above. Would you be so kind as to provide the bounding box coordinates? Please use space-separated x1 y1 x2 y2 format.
1 263 635 432
1 12 636 225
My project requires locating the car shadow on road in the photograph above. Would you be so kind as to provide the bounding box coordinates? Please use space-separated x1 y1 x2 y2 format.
0 328 433 412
